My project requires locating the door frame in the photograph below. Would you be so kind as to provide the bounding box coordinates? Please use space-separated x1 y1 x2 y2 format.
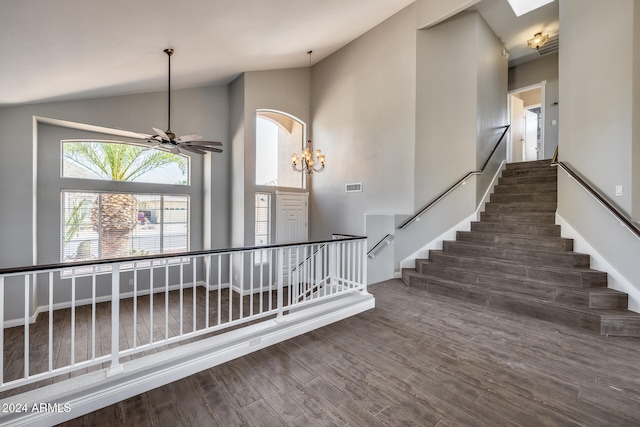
508 80 546 162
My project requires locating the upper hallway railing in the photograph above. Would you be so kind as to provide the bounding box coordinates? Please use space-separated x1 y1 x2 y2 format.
399 125 510 230
0 236 368 396
551 148 640 241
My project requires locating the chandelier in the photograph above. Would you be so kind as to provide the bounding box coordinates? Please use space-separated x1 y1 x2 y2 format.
292 50 325 174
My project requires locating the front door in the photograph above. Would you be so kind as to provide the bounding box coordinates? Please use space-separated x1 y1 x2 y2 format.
275 192 308 244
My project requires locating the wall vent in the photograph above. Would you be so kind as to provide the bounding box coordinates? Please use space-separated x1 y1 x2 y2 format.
345 183 363 192
536 33 559 57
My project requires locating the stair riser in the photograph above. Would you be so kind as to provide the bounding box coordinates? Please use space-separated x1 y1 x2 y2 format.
456 231 573 251
480 212 556 224
489 193 557 203
493 183 557 193
420 263 613 304
470 222 561 237
498 176 557 186
417 262 560 299
556 289 628 309
484 202 557 213
442 241 590 268
405 274 606 334
428 251 607 288
505 160 553 170
601 319 640 337
501 168 558 178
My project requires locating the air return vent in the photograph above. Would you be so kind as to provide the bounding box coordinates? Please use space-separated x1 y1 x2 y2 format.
345 183 363 193
536 33 559 57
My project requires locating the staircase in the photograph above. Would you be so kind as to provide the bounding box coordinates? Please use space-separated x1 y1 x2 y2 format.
402 160 640 337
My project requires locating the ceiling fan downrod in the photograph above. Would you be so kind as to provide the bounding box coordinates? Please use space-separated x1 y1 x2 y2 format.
164 48 175 140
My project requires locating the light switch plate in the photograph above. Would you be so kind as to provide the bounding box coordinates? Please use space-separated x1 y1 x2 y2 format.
616 185 623 196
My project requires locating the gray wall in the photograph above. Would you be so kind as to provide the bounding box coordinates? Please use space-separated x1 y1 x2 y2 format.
230 68 310 248
508 53 559 160
558 0 640 310
634 2 640 223
397 11 507 270
559 1 634 215
310 6 507 281
310 4 417 239
0 87 229 321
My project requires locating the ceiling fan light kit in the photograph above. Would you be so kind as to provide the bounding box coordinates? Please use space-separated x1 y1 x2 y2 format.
144 48 223 155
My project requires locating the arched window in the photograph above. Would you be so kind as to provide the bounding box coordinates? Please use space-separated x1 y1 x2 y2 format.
255 110 305 189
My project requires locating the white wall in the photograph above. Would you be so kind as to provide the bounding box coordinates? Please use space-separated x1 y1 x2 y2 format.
509 53 559 160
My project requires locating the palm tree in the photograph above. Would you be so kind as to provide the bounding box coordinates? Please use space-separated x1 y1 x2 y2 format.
64 142 187 259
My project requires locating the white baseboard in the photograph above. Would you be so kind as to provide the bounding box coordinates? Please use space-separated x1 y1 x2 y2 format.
399 160 505 271
0 292 375 427
4 280 224 329
556 213 640 314
399 212 477 270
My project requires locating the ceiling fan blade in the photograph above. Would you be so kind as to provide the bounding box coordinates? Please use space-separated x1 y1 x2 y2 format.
184 140 223 147
129 131 152 140
175 133 203 143
186 145 223 153
181 145 208 155
152 127 170 141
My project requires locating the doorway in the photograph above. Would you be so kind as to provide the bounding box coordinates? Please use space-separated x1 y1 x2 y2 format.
508 82 546 163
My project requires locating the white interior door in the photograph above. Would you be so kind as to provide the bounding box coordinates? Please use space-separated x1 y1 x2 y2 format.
509 95 525 162
524 110 539 161
275 192 308 244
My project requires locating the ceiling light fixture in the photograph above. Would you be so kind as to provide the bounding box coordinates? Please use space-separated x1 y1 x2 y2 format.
292 50 325 174
527 32 549 49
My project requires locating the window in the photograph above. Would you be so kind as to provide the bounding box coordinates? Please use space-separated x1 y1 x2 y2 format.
254 192 271 265
62 140 189 185
255 192 271 247
62 192 189 262
255 110 305 189
60 140 191 264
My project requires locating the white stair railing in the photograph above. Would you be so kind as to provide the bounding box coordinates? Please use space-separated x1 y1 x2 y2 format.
0 236 368 395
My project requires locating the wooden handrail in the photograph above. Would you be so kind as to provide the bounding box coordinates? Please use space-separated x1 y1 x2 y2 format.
399 125 510 230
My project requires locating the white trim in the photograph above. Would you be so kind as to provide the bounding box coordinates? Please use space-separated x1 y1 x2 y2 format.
0 292 375 427
556 213 640 314
508 81 546 161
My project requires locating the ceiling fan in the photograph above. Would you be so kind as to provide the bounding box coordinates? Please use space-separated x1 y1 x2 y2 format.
144 48 223 155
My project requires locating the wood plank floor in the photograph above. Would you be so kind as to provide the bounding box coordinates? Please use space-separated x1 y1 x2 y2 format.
1 287 286 399
50 279 640 425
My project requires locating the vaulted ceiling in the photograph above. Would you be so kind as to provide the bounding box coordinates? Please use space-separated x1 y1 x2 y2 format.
1 0 557 108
